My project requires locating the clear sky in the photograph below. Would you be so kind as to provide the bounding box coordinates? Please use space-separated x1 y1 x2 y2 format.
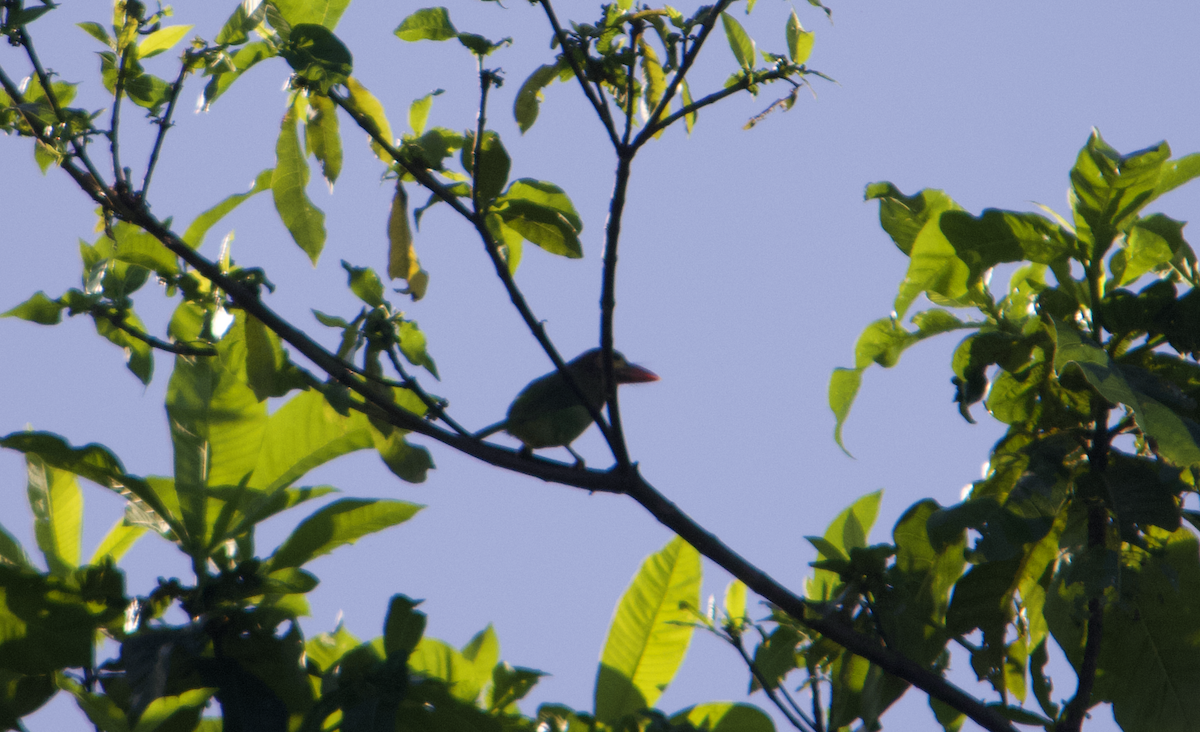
2 2 1198 730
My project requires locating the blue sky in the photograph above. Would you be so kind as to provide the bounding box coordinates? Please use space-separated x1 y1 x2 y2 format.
2 2 1198 730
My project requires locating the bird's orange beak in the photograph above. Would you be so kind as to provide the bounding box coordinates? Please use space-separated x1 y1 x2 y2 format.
616 363 659 384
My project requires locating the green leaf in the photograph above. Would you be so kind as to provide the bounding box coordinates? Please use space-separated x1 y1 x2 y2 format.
495 199 583 258
136 25 192 59
273 93 327 264
216 2 268 45
514 61 564 134
202 42 274 109
721 13 755 72
806 491 881 602
305 93 342 187
25 454 82 576
462 130 510 207
595 536 701 723
59 676 129 732
830 311 973 450
112 221 178 277
408 89 442 136
77 22 114 49
0 563 126 675
1070 131 1171 259
131 687 213 732
1053 322 1200 467
280 24 353 94
785 11 813 65
387 183 428 301
1115 214 1184 286
183 169 275 249
0 432 178 541
0 522 31 569
409 637 480 702
895 212 971 318
457 33 511 58
670 703 774 732
929 697 965 732
383 594 427 658
271 0 351 29
242 315 309 401
640 39 666 122
371 419 434 484
89 519 146 565
462 625 500 692
340 261 385 308
489 663 545 713
166 320 268 548
1049 529 1200 732
395 7 458 42
267 498 422 570
498 179 583 233
2 292 65 325
92 309 154 385
723 580 747 625
345 77 394 163
396 320 438 378
865 182 958 257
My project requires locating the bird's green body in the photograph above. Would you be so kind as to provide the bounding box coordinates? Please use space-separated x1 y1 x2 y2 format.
498 349 658 453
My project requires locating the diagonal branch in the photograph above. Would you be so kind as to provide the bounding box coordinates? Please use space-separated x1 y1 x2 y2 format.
141 55 193 200
731 634 817 732
641 68 795 143
537 0 619 147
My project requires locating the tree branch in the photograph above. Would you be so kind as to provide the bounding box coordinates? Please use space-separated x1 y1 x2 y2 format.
636 0 736 148
641 69 794 142
731 634 816 732
12 30 114 203
109 46 129 187
537 0 620 147
141 55 192 200
94 308 217 357
621 474 1019 732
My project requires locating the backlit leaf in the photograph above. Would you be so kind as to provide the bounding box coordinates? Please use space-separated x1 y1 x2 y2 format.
272 93 327 264
595 536 701 723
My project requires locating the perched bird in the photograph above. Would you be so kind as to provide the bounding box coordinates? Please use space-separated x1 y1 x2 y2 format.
476 348 659 464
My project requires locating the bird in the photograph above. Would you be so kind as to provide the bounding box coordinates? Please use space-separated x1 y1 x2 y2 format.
476 348 659 464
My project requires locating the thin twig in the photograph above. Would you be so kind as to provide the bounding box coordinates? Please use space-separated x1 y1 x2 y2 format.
731 634 816 732
384 347 471 437
642 68 794 142
110 46 128 187
537 0 619 146
95 309 217 356
141 55 192 199
808 663 825 732
621 22 642 147
635 0 737 149
14 30 114 202
471 58 489 217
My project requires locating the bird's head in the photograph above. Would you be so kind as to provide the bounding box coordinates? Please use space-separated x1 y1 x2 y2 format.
569 348 660 385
